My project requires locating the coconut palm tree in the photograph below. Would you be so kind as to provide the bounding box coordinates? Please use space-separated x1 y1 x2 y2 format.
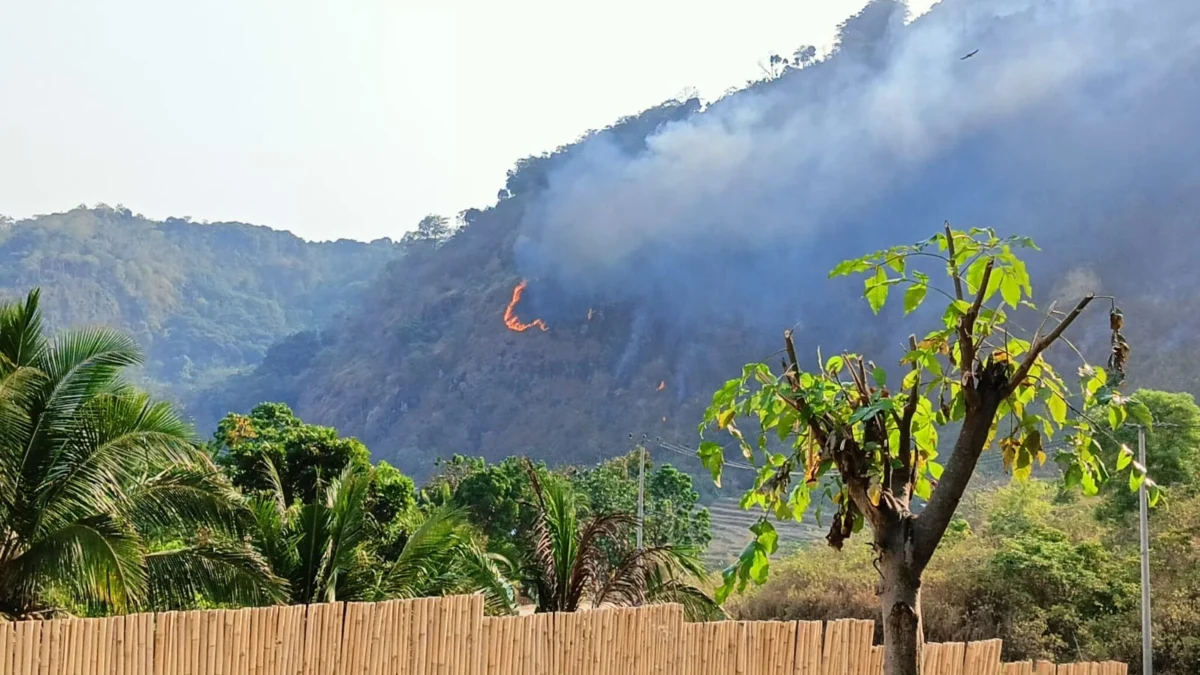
249 462 517 614
520 463 724 621
0 289 285 619
373 504 518 615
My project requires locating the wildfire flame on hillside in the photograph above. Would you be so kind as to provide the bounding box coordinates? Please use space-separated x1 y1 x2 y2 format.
657 381 666 391
503 280 548 332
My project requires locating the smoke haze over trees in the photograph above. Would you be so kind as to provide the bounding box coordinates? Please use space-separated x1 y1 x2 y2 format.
517 0 1200 335
205 0 1200 476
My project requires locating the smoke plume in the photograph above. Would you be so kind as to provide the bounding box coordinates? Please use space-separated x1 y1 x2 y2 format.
516 0 1200 337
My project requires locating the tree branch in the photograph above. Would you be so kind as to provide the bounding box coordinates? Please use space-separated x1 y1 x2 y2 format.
965 260 993 326
881 441 895 495
943 222 964 301
958 258 993 377
895 336 920 505
782 330 830 448
830 435 885 531
1007 294 1095 395
913 296 1094 569
844 354 870 401
784 330 801 385
911 383 1003 570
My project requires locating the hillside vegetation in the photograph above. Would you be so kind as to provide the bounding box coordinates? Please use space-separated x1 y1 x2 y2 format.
0 205 399 398
729 479 1200 673
196 0 1200 477
189 101 743 468
4 0 1196 486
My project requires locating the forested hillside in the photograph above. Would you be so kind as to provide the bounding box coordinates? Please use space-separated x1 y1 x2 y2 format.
0 205 399 396
194 0 1200 477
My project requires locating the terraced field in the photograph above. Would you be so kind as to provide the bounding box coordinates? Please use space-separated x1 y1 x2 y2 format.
704 498 824 567
679 438 1036 569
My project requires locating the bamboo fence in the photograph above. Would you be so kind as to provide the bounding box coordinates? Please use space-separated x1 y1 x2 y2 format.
0 595 1127 674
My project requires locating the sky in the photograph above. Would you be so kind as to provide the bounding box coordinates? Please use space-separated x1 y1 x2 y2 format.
0 0 933 242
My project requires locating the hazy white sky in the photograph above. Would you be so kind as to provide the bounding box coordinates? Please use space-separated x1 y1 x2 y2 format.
0 0 933 242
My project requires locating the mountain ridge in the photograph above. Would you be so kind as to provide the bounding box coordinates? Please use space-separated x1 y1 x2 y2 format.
0 204 401 401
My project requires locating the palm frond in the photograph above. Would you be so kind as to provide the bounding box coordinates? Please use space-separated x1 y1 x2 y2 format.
31 327 142 443
528 469 644 614
650 543 711 581
257 456 288 517
531 478 581 611
291 497 332 604
36 392 197 537
38 326 141 390
248 494 298 583
126 464 252 539
8 513 147 613
382 505 466 599
74 393 196 468
523 468 719 618
592 543 714 613
144 540 288 609
569 511 634 611
0 289 46 369
0 293 284 616
0 362 43 409
454 540 518 616
645 572 726 622
0 366 39 519
320 467 373 602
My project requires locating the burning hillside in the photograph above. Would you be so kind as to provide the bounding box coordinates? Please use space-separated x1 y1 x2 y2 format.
503 281 548 332
197 0 1200 477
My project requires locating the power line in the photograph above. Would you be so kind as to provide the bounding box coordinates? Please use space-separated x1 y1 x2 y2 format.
653 437 759 473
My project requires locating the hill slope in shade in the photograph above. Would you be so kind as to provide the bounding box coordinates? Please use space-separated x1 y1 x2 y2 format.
189 100 749 467
196 0 1200 477
0 205 400 400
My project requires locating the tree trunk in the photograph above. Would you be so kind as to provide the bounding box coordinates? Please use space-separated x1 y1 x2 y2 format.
879 521 923 675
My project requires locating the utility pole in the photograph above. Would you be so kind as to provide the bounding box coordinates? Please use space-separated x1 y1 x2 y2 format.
636 434 647 551
1138 424 1153 675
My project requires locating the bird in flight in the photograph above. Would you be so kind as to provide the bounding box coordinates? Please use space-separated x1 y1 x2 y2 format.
960 49 979 60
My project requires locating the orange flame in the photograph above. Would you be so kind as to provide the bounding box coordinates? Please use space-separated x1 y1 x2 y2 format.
504 281 548 332
657 381 666 392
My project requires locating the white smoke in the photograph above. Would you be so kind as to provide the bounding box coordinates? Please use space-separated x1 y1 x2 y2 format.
517 0 1200 325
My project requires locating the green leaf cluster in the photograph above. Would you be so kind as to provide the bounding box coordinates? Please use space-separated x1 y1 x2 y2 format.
701 227 1154 603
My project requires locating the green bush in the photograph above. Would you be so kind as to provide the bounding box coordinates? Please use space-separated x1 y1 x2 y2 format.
728 480 1200 672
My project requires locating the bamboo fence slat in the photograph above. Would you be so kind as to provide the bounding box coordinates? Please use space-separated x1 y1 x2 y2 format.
0 596 1130 675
